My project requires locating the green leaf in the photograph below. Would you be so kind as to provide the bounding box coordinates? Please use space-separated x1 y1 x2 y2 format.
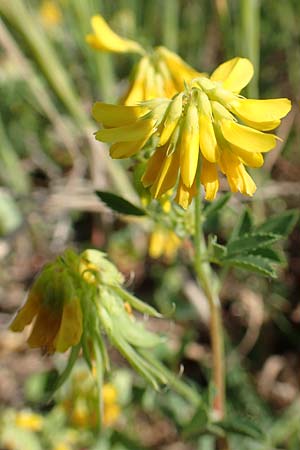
208 235 227 261
217 417 265 440
204 192 231 220
95 191 146 216
230 208 253 242
182 403 209 437
227 232 281 256
222 254 277 278
249 247 284 264
256 210 299 237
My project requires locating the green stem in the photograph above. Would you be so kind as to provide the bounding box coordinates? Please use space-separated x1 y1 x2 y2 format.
194 179 225 423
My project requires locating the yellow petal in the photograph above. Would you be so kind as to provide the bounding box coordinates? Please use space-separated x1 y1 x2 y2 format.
144 62 159 100
221 119 277 153
236 117 281 132
110 134 149 158
150 150 180 198
220 150 256 196
54 298 83 353
149 230 165 259
230 144 264 168
10 292 40 332
87 15 144 54
122 56 150 105
95 118 155 143
156 59 178 98
156 46 201 91
199 114 219 162
175 177 197 209
179 103 200 187
159 93 184 146
210 57 254 93
200 158 219 200
142 147 166 187
232 98 291 126
92 102 145 127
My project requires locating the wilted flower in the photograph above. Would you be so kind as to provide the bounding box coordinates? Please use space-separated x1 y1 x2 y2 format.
10 258 83 354
93 57 291 208
10 249 166 394
86 14 202 104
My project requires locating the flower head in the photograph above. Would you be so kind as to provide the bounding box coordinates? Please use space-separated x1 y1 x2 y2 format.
93 57 291 208
86 15 202 104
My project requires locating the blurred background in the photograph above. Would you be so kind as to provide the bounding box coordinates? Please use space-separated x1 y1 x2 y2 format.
0 1 300 449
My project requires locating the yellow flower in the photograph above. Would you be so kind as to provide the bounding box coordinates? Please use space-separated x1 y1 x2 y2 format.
102 383 120 427
10 265 83 353
39 1 62 27
87 14 202 104
93 57 291 208
149 227 181 261
15 410 43 431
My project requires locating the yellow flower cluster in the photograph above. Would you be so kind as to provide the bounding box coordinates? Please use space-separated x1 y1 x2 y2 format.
62 368 120 429
93 57 291 208
86 15 202 104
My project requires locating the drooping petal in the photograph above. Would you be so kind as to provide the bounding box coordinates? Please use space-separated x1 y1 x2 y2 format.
199 114 219 162
54 298 83 353
27 306 61 352
236 118 281 132
179 103 200 187
10 293 40 332
230 144 264 168
110 134 150 158
210 57 254 93
142 147 167 187
175 177 197 209
150 150 180 198
220 119 278 153
95 118 155 143
86 15 144 54
231 98 291 126
92 102 145 127
200 158 219 201
220 150 256 196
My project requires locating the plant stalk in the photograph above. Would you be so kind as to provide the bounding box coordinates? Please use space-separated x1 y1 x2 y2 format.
194 188 225 420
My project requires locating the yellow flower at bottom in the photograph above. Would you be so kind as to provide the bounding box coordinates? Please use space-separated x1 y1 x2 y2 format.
10 266 83 353
15 410 43 432
149 227 181 261
93 57 291 208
